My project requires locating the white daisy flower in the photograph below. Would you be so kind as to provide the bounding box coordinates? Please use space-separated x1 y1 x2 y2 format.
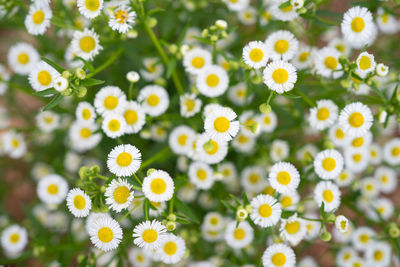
2 131 27 159
1 225 28 255
196 65 229 97
346 131 372 150
108 5 136 34
35 110 60 133
335 169 355 187
183 47 212 75
156 234 186 264
360 177 379 198
66 188 92 217
304 214 321 241
105 178 134 212
375 166 397 194
71 28 103 61
140 57 164 81
107 144 141 177
376 8 398 34
232 131 256 154
356 51 376 76
336 247 356 266
94 85 127 115
88 217 122 252
195 133 228 164
292 44 313 70
224 220 254 249
76 101 96 123
314 181 341 212
328 123 348 147
7 42 40 75
335 215 349 233
344 148 370 173
383 138 400 165
25 3 52 35
202 212 225 231
238 6 257 25
270 0 299 22
279 190 300 211
142 169 174 203
338 102 373 137
296 144 318 162
308 99 338 130
265 30 299 61
314 47 343 79
204 106 239 142
328 37 351 57
132 219 167 250
365 242 391 266
242 41 268 69
188 161 215 190
77 0 104 19
269 162 300 194
228 82 249 106
168 125 196 156
120 101 146 134
257 110 278 133
37 174 69 205
313 149 344 180
241 165 268 193
341 6 377 49
128 247 152 267
351 226 375 251
28 60 60 92
270 139 290 162
102 113 127 139
369 143 382 165
222 0 249 12
280 213 307 246
138 85 169 117
179 93 202 118
239 110 261 137
68 121 102 152
250 194 282 228
376 63 389 77
371 198 394 221
262 243 296 267
263 60 297 94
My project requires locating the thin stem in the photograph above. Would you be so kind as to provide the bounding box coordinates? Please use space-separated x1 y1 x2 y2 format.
169 197 174 214
144 200 149 220
133 173 142 185
118 205 138 223
87 47 124 78
294 88 315 107
139 146 170 171
97 175 109 181
128 82 134 100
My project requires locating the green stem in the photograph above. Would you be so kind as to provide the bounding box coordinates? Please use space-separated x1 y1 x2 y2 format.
169 197 174 214
133 173 143 185
87 47 124 78
139 146 170 170
118 205 138 222
97 175 109 181
128 82 134 100
294 88 315 107
144 200 149 220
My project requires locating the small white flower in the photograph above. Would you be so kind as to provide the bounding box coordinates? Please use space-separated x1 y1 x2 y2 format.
66 188 92 217
53 76 68 92
142 169 174 203
107 144 141 177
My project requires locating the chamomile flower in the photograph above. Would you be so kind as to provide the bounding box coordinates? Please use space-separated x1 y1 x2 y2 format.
180 93 202 118
336 247 356 266
188 161 215 190
296 144 318 162
262 243 296 267
292 44 313 70
76 102 96 123
280 214 307 246
35 110 60 133
279 190 300 210
360 177 379 198
77 0 104 19
66 188 91 217
314 181 341 212
304 214 321 240
270 0 299 21
329 37 351 57
365 242 391 267
238 6 257 25
270 139 290 162
120 101 146 134
224 221 254 249
375 166 397 194
250 194 282 228
383 138 400 165
258 110 278 133
313 149 344 180
341 6 377 49
369 143 382 165
314 47 343 78
228 83 250 106
338 102 373 137
107 144 141 177
308 100 338 130
169 125 196 156
376 63 389 77
94 86 127 115
376 8 397 34
203 212 225 231
356 51 376 76
108 5 136 34
71 28 103 61
69 121 102 152
263 60 297 94
88 217 122 252
345 148 370 173
269 162 300 194
105 178 134 212
156 234 186 264
183 47 212 75
335 215 349 233
195 134 228 164
241 165 268 193
372 198 394 221
28 60 60 92
335 169 355 187
346 131 372 150
204 106 239 142
37 174 69 205
197 65 229 97
7 42 40 75
140 58 164 81
351 226 375 251
328 124 347 147
242 41 268 69
128 247 152 267
142 170 174 203
232 131 256 153
102 113 127 138
132 219 167 250
1 225 28 255
25 3 52 36
138 85 169 117
222 0 249 12
265 30 298 61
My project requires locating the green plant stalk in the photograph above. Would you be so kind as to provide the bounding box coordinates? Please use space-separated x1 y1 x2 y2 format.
87 47 124 78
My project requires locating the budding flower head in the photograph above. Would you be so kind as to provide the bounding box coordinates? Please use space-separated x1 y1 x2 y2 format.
77 86 87 98
53 76 68 92
75 68 86 80
389 225 400 238
167 213 176 221
245 204 252 213
166 221 176 231
236 207 248 221
320 231 332 242
126 71 140 83
215 19 227 29
147 168 156 176
259 103 271 114
214 171 224 180
291 0 304 9
126 29 138 39
325 213 336 223
180 44 190 55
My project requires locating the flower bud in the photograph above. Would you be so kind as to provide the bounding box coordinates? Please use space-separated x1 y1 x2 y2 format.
320 231 332 242
54 76 69 92
389 225 400 238
325 213 336 223
62 70 71 79
77 86 87 98
259 103 271 114
167 214 177 221
75 68 86 80
215 19 227 29
236 207 248 221
147 168 156 176
126 71 140 83
166 221 176 231
147 17 157 28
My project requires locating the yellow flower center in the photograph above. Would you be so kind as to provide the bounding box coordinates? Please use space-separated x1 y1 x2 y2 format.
277 171 291 185
82 108 91 120
323 189 334 202
285 221 300 234
32 10 45 24
233 228 245 240
73 195 86 210
80 128 91 138
340 220 347 230
352 137 364 147
317 107 330 120
351 17 365 33
124 110 138 125
381 13 389 23
258 204 272 218
281 196 292 208
9 233 20 244
206 74 220 87
213 117 230 133
197 169 207 181
204 140 219 154
17 53 29 64
353 153 362 162
108 119 120 132
359 56 371 70
98 227 113 243
47 184 58 195
116 152 132 167
163 241 178 256
249 173 259 184
298 52 309 62
335 128 345 139
274 40 289 54
360 234 369 243
191 57 205 69
37 70 52 86
322 157 336 172
177 134 187 146
374 250 383 261
280 4 293 12
263 185 275 196
249 48 264 62
210 217 219 225
142 229 158 243
115 10 129 24
336 44 345 53
113 186 130 204
348 112 364 128
272 68 289 84
391 147 400 156
238 135 248 144
185 99 195 111
104 95 118 110
80 36 96 53
272 252 287 266
324 56 338 70
85 0 100 12
147 94 160 106
150 178 167 194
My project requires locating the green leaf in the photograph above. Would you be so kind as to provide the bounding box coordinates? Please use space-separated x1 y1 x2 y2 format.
77 256 88 267
148 8 165 16
41 56 65 73
369 82 386 101
166 58 177 79
33 87 57 96
75 56 95 72
220 200 236 212
281 210 296 219
242 192 249 206
283 92 302 99
43 93 63 111
174 197 199 223
80 78 105 86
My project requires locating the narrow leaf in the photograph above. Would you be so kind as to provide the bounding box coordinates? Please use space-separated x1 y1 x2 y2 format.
80 78 105 86
33 87 57 96
166 58 177 79
41 57 65 73
174 197 199 223
43 93 63 111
